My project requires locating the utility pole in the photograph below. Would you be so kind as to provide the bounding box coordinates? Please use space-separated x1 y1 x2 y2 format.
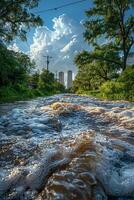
43 55 52 71
55 71 58 81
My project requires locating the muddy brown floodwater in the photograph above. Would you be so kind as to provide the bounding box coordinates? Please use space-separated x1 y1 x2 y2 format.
0 94 134 200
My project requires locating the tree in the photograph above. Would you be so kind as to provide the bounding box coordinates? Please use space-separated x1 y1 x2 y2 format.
38 69 65 94
28 72 40 88
75 43 122 69
73 65 93 92
38 69 55 92
84 0 134 70
0 44 19 85
118 65 134 99
0 0 43 42
14 51 35 74
100 66 134 100
74 44 121 92
0 44 35 86
73 61 117 92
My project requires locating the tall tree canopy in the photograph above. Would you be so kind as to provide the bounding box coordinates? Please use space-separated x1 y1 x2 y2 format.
74 45 121 92
0 44 35 86
82 0 134 70
75 43 121 69
0 0 43 42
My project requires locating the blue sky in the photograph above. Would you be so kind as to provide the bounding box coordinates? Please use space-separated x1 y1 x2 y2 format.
33 0 92 27
15 0 92 52
9 0 93 74
34 0 133 30
9 0 133 75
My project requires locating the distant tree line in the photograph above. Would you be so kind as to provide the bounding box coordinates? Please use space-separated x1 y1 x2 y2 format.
0 43 65 102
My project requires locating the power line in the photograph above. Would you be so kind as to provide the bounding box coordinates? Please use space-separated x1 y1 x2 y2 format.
34 0 87 14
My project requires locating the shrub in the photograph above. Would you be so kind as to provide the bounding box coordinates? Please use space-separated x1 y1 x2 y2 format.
100 81 125 100
100 66 134 101
0 86 17 101
118 66 134 101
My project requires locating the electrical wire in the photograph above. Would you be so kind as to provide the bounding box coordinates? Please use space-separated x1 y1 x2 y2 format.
33 0 88 14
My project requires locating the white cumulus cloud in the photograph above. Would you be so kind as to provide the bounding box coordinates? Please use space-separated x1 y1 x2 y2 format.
8 43 20 52
30 14 88 75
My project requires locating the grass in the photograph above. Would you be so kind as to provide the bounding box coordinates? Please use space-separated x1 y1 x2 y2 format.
76 89 134 102
0 86 63 103
76 89 102 98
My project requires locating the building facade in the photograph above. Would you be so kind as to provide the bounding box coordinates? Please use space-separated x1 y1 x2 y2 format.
59 71 64 85
67 70 72 89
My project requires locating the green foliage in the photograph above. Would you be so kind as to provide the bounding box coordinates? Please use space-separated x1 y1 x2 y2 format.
0 85 33 102
74 88 101 98
73 0 134 101
118 66 134 100
73 45 121 93
73 63 104 92
0 44 34 86
0 44 65 102
74 62 134 102
38 69 55 92
38 69 65 95
84 0 134 70
0 44 19 85
0 0 43 42
53 81 65 93
0 1 66 102
118 66 134 85
28 72 40 88
100 67 134 101
75 44 121 70
100 81 125 100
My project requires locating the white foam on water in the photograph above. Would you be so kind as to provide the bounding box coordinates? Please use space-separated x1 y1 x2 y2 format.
0 94 134 199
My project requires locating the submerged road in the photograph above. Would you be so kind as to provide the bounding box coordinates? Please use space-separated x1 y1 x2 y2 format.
0 94 134 200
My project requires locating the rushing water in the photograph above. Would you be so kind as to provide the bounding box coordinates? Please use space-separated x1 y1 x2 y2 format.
0 94 134 200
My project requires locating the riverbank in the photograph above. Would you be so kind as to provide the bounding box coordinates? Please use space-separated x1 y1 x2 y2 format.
0 85 65 103
76 89 134 102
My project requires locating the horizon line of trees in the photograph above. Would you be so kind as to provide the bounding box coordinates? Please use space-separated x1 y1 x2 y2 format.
0 43 65 102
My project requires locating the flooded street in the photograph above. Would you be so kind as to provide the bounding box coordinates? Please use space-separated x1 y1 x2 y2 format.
0 94 134 200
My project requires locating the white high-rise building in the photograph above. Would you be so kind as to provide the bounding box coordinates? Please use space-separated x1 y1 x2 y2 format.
67 70 72 89
59 71 64 85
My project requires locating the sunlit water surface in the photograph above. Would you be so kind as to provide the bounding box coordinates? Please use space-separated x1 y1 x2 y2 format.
0 94 134 200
